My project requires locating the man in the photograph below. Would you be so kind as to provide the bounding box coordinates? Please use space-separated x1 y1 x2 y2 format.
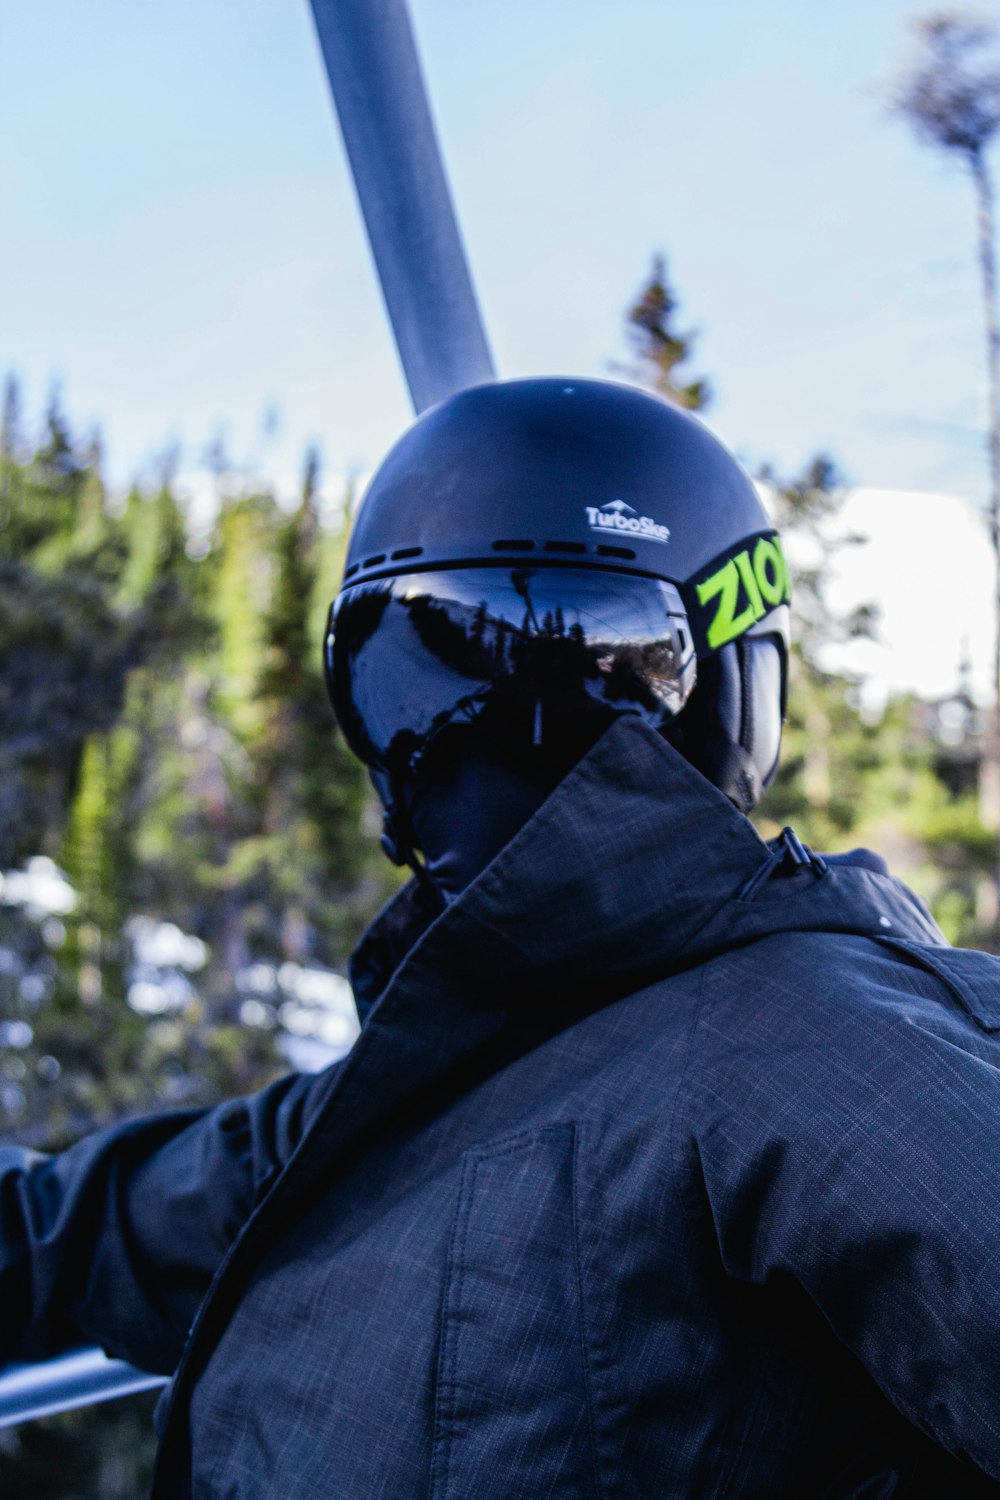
4 377 1000 1497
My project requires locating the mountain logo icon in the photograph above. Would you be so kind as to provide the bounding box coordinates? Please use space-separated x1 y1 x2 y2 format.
600 499 637 515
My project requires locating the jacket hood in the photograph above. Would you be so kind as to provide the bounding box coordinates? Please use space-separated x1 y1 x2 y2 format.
350 716 943 1020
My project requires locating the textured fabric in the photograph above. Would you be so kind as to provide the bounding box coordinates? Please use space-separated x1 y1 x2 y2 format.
4 718 1000 1496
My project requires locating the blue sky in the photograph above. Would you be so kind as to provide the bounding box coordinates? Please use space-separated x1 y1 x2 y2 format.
0 0 995 510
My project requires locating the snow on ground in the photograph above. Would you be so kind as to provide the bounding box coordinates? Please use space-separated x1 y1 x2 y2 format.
0 864 359 1074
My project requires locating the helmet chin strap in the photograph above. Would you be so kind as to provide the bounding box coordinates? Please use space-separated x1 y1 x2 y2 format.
694 732 762 816
372 737 566 903
371 768 443 909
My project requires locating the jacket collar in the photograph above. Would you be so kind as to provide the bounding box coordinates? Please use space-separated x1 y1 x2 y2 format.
154 718 946 1465
351 716 943 1021
240 716 944 1251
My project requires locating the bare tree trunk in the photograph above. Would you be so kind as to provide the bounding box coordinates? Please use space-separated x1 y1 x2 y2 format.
971 151 1000 931
973 151 1000 671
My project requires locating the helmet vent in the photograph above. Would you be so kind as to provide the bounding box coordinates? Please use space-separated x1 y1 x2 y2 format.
492 539 535 552
596 544 636 560
345 564 360 578
543 540 587 554
390 546 424 561
364 553 387 567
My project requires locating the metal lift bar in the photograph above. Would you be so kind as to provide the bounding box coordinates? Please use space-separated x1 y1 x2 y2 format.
0 1350 168 1429
307 0 496 412
0 0 496 1429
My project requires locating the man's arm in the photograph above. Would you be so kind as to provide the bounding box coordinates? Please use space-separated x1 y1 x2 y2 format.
0 1067 322 1376
688 936 1000 1481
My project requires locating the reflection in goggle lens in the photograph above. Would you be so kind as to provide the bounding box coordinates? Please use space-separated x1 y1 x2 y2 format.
328 567 696 773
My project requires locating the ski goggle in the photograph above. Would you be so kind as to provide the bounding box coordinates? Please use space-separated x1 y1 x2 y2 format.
325 566 697 774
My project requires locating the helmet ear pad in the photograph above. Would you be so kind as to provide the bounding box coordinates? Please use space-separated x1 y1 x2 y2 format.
667 634 786 814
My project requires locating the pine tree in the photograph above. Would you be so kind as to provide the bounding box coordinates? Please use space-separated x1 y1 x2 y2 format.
621 255 711 410
0 375 23 542
61 725 138 1007
0 373 22 463
255 452 387 964
211 492 275 738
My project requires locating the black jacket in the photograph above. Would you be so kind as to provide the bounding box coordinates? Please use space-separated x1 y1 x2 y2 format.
4 718 1000 1497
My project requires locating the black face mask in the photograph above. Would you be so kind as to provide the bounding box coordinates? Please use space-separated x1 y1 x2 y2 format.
399 737 567 904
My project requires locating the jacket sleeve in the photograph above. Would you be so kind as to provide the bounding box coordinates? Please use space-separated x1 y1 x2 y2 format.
0 1067 325 1375
689 937 1000 1481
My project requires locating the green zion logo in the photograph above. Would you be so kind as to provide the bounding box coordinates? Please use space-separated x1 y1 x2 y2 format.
694 534 791 650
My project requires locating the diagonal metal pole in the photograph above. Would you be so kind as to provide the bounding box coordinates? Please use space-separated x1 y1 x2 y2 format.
0 1349 168 1430
307 0 496 412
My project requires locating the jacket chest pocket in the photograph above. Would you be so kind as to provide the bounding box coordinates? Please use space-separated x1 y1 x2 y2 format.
429 1122 600 1500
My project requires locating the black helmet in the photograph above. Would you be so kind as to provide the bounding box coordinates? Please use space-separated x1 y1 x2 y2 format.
325 377 789 860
